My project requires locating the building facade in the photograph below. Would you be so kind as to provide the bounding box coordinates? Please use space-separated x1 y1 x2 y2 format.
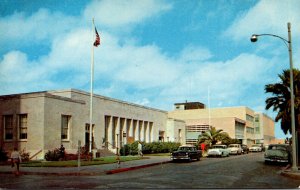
0 89 185 159
168 102 275 146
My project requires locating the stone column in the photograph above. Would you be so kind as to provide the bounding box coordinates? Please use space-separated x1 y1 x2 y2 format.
144 121 149 142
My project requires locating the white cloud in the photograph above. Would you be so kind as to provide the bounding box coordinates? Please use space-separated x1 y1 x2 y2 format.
179 45 213 63
0 51 53 94
84 0 172 28
134 98 150 106
159 53 272 108
0 9 78 45
224 0 300 42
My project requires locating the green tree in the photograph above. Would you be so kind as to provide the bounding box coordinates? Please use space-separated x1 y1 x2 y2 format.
265 69 300 135
198 126 229 146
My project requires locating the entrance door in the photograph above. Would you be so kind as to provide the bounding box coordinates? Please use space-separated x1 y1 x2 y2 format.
85 124 94 150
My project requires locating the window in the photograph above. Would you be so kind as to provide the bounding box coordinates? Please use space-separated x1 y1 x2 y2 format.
186 125 209 132
255 127 260 133
185 139 198 145
61 115 71 140
4 115 13 140
246 114 254 122
235 122 244 139
19 114 28 140
246 127 254 134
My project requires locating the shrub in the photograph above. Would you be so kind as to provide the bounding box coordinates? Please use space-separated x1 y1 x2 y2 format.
120 141 181 156
20 149 30 162
45 148 61 161
78 146 92 161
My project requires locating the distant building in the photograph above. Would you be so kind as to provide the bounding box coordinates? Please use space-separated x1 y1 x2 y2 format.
169 102 275 146
0 89 185 159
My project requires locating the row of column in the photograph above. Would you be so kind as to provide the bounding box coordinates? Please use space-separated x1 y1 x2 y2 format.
104 116 153 149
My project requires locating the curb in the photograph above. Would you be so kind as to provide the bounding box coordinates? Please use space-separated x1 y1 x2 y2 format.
0 160 171 176
0 171 104 176
280 164 300 180
281 170 300 180
106 160 171 175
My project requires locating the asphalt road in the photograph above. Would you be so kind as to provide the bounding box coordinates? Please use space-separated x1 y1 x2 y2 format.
1 152 300 189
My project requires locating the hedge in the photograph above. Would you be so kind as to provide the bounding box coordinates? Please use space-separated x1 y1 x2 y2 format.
120 141 181 156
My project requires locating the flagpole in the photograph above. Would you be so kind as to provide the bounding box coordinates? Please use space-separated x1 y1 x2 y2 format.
208 86 211 128
89 18 95 154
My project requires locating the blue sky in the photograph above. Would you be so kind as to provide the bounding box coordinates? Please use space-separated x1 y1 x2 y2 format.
1 0 300 139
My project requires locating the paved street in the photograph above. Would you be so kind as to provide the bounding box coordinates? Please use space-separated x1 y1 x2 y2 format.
1 153 300 189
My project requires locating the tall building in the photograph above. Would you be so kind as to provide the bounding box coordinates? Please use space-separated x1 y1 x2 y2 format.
168 102 275 146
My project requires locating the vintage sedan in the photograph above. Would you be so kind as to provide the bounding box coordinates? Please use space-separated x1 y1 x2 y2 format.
241 144 249 154
207 145 230 157
249 144 262 152
264 144 292 164
171 145 202 162
228 144 243 155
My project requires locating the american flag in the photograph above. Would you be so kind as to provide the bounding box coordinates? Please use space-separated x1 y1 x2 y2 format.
93 27 100 47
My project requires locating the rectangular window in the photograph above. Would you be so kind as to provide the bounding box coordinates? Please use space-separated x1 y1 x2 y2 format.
235 121 244 139
246 114 254 122
246 127 254 134
19 114 28 140
4 115 13 140
61 115 71 140
186 125 209 132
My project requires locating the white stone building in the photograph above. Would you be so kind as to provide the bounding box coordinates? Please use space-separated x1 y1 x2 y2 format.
0 89 186 159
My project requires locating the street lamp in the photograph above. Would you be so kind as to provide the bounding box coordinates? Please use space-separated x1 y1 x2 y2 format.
251 22 297 171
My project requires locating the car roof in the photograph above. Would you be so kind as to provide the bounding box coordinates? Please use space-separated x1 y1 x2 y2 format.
179 145 195 147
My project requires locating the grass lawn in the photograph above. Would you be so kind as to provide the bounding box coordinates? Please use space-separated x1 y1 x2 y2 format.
21 156 143 167
144 153 171 156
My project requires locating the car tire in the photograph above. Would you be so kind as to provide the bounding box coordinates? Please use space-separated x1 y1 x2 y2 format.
265 160 269 164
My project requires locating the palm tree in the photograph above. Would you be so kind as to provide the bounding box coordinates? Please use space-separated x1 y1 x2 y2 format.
265 69 300 135
198 126 229 146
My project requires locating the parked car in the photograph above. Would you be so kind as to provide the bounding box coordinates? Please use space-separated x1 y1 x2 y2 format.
241 144 249 154
249 144 262 152
207 144 230 157
171 145 202 162
264 144 292 164
228 144 243 155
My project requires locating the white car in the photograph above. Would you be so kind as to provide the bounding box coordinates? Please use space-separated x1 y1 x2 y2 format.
249 144 262 152
228 144 243 155
207 145 230 157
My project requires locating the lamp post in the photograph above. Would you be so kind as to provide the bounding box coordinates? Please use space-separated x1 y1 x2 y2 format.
250 22 297 171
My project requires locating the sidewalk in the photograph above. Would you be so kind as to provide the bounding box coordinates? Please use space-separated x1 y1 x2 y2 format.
0 156 171 176
281 165 300 179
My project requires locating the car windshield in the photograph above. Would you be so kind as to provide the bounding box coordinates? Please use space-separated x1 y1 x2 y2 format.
228 145 238 148
252 145 260 147
178 147 193 151
268 145 287 151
